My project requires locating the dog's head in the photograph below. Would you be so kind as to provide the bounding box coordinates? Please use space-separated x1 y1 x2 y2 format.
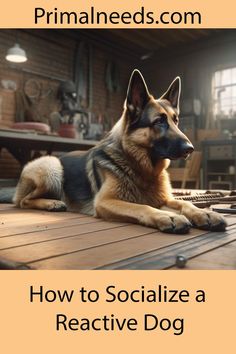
123 69 194 164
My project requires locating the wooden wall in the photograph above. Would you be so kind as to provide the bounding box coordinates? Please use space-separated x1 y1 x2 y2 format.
0 29 138 178
142 31 236 129
2 29 235 180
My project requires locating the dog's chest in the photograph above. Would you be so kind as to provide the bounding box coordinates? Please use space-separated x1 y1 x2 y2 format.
116 174 167 207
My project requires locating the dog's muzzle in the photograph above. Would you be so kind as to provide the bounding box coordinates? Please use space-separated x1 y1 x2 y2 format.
151 138 194 162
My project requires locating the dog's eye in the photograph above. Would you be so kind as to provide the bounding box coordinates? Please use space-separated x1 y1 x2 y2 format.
152 114 167 126
160 113 167 122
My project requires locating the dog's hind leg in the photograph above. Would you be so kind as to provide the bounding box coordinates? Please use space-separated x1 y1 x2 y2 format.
19 186 67 211
13 156 66 212
21 198 67 211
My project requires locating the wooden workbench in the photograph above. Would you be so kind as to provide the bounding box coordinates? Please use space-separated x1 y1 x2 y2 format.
0 130 96 166
0 204 236 270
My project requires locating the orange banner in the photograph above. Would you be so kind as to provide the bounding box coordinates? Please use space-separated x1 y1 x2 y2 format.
0 270 235 353
0 0 235 28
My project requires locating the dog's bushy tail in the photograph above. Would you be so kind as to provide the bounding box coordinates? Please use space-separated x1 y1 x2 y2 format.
0 187 16 203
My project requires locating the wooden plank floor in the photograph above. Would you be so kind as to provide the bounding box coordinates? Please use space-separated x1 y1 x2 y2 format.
0 204 236 270
170 241 236 269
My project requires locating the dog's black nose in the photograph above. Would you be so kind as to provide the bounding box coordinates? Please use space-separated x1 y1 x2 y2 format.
181 141 194 157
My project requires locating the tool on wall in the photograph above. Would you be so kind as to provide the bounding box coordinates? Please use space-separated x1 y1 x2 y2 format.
56 80 89 138
24 78 53 103
74 41 93 111
21 78 53 123
105 60 120 109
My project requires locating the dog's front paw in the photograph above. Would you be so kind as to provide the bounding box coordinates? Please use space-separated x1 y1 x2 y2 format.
190 210 227 231
47 201 67 212
155 214 192 234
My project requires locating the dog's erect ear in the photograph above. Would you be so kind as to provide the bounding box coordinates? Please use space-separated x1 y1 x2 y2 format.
161 77 181 112
126 70 150 121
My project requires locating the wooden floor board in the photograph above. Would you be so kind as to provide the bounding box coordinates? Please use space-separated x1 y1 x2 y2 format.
0 225 162 264
0 204 15 211
0 204 236 269
0 216 101 238
0 211 94 237
0 209 85 223
28 229 207 269
171 240 236 270
0 220 128 250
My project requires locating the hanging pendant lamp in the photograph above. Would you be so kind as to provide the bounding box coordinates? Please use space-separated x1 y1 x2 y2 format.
6 43 27 63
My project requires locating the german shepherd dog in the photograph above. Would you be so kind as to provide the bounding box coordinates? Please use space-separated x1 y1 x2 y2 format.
13 70 226 234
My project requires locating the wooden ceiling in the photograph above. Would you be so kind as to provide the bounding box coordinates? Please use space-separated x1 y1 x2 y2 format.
75 29 225 58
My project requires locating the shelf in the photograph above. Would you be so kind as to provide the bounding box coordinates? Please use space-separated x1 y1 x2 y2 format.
207 158 234 161
207 172 234 176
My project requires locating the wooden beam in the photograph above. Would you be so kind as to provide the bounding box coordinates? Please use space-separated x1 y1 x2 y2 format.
146 30 236 64
132 29 167 47
109 29 155 51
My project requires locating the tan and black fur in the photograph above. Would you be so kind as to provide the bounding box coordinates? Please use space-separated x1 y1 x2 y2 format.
13 70 226 234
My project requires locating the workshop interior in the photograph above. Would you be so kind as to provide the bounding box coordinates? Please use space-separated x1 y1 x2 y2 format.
1 29 236 189
1 29 236 270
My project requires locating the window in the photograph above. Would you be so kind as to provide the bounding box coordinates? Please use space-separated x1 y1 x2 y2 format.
212 67 236 119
